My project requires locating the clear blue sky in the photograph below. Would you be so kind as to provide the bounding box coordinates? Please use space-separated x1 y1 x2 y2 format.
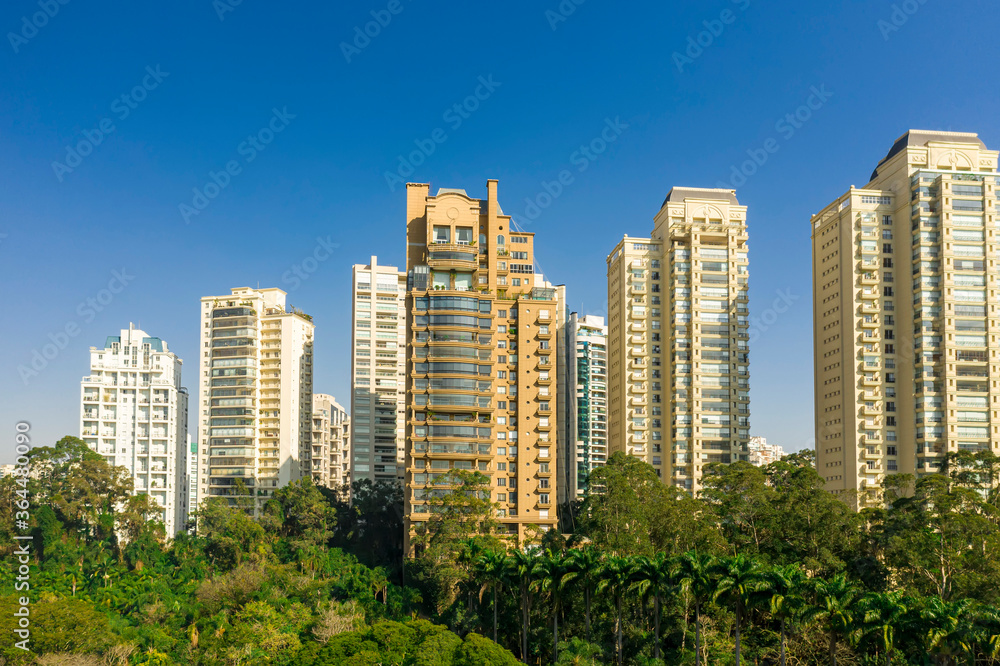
1 1 998 460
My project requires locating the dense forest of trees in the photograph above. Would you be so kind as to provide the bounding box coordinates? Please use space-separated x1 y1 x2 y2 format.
1 436 999 665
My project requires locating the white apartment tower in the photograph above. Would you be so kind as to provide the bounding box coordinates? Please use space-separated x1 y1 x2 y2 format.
311 394 351 491
607 188 751 493
351 257 407 485
559 313 608 502
197 287 314 514
80 324 189 534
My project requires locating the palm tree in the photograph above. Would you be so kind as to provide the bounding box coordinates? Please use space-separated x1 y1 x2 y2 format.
764 564 809 666
457 537 488 613
597 555 634 666
919 596 974 666
712 554 769 666
533 549 573 662
673 551 716 666
803 574 859 666
474 549 509 644
510 549 538 663
564 546 603 642
629 552 672 660
857 590 908 666
969 604 1000 663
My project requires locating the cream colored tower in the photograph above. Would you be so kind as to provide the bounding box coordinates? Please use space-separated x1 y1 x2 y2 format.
197 287 314 515
404 180 561 551
350 257 407 485
811 130 1000 504
607 188 750 493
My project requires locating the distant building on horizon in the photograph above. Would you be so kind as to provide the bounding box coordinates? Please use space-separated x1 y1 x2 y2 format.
350 257 407 486
197 287 314 516
811 130 1000 504
747 436 784 467
80 324 189 534
607 187 751 494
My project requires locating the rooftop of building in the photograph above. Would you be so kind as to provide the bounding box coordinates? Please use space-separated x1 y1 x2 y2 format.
100 324 165 352
661 186 739 208
870 129 987 180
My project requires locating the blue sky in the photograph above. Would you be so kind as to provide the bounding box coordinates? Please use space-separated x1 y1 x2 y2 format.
1 0 998 460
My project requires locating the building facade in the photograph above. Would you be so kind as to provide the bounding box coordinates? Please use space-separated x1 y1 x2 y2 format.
404 180 562 549
811 130 1000 502
312 393 351 491
80 324 189 534
607 187 751 493
185 435 197 529
351 257 407 485
197 287 314 515
559 313 608 503
747 435 784 467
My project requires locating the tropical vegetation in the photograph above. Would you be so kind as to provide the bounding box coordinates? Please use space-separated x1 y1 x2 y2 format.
1 437 999 665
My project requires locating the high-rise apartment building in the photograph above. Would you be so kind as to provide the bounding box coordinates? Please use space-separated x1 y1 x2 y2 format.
351 257 407 485
747 435 784 467
607 188 751 493
404 180 562 549
311 394 351 491
197 287 314 514
811 130 1000 503
80 324 189 534
559 313 608 502
185 435 198 529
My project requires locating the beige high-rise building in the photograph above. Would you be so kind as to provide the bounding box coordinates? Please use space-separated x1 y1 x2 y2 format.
350 257 407 485
811 130 1000 503
311 394 351 491
404 180 562 550
197 287 314 515
607 188 751 493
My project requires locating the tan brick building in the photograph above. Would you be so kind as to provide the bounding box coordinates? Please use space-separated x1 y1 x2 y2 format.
403 180 563 551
